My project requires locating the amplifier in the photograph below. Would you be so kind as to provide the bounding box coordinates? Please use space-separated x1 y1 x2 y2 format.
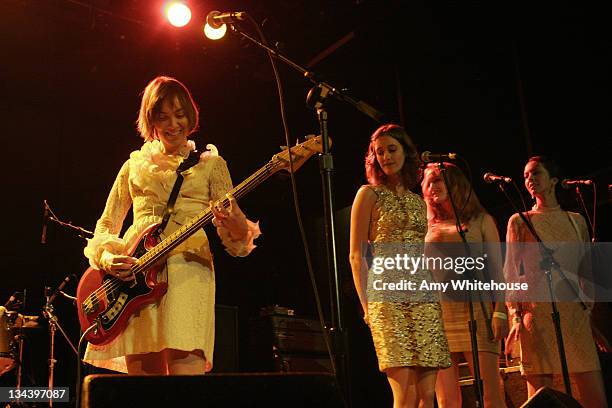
249 315 328 354
247 314 331 372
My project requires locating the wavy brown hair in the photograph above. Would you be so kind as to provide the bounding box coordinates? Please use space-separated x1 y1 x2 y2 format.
136 76 199 141
423 162 486 224
365 124 421 189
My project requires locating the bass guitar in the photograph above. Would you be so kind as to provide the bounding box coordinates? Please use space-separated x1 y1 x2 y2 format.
76 135 326 345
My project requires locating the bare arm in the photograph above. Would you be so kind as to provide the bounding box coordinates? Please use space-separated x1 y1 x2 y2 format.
349 186 377 318
482 213 508 340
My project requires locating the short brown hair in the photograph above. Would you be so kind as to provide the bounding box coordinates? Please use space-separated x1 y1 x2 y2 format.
136 76 199 141
365 124 421 189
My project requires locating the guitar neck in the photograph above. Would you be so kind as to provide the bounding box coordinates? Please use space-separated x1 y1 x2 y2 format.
133 160 276 274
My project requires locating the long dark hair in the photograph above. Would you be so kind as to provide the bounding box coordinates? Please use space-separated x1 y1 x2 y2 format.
365 124 421 189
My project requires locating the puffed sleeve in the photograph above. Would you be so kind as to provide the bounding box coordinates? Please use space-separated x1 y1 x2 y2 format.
83 160 133 269
208 156 261 257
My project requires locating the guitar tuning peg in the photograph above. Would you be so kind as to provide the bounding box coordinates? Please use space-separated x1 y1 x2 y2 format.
279 146 288 151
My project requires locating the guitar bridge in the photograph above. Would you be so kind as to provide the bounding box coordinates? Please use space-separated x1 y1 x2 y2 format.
82 295 101 316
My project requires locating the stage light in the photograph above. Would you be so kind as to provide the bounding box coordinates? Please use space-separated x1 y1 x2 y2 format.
203 22 227 40
165 2 191 28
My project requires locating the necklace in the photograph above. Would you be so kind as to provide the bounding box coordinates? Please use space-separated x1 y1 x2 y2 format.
533 203 561 212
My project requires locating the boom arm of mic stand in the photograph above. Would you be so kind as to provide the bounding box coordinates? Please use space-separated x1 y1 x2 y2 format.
48 216 94 239
43 305 79 358
228 25 386 123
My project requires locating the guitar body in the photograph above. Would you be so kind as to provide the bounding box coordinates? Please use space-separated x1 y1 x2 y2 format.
76 223 168 345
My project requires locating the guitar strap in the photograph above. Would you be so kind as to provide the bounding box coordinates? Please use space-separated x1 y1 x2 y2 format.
157 149 201 235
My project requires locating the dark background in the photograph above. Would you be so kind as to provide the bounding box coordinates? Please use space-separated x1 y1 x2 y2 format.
1 0 610 406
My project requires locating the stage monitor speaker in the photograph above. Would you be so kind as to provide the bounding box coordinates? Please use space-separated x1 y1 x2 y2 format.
81 372 344 408
520 386 583 408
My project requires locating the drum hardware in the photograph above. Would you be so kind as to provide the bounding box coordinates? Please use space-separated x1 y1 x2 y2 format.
1 290 42 408
0 307 19 377
0 291 34 378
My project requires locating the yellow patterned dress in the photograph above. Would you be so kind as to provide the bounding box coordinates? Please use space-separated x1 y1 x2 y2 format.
82 140 260 373
365 185 451 371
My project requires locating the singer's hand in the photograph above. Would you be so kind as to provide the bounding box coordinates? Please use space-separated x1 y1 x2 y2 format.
362 305 369 327
100 250 137 281
492 314 509 341
505 314 522 354
210 195 248 241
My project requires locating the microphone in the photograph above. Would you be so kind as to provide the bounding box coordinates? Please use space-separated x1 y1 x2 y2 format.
4 291 19 309
483 172 512 184
561 178 593 189
41 200 49 244
420 151 457 163
46 274 76 306
205 10 246 30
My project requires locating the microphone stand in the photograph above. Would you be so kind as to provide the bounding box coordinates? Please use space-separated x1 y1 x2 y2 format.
438 162 487 408
491 181 582 396
222 22 386 407
43 282 79 408
47 216 94 240
225 25 386 123
572 185 596 242
38 202 87 407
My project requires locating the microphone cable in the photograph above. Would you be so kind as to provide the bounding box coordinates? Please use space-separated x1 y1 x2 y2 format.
241 13 339 379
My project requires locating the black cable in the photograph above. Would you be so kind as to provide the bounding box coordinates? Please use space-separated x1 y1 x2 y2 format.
75 325 96 408
457 156 474 221
241 14 337 376
573 182 597 242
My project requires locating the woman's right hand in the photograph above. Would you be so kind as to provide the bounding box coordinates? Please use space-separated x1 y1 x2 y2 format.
100 250 137 281
505 313 522 357
362 304 369 326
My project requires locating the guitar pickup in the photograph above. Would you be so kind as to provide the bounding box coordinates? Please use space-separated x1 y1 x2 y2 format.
101 292 129 322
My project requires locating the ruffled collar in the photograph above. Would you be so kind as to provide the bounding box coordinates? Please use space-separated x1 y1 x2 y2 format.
128 139 197 188
142 139 196 159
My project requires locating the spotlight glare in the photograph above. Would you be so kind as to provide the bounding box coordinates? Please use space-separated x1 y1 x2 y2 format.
204 23 227 40
166 2 192 28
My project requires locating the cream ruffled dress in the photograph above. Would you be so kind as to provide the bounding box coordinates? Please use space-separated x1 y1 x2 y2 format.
83 139 260 373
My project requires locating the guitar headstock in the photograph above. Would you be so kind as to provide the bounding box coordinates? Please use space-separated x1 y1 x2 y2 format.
270 135 331 173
